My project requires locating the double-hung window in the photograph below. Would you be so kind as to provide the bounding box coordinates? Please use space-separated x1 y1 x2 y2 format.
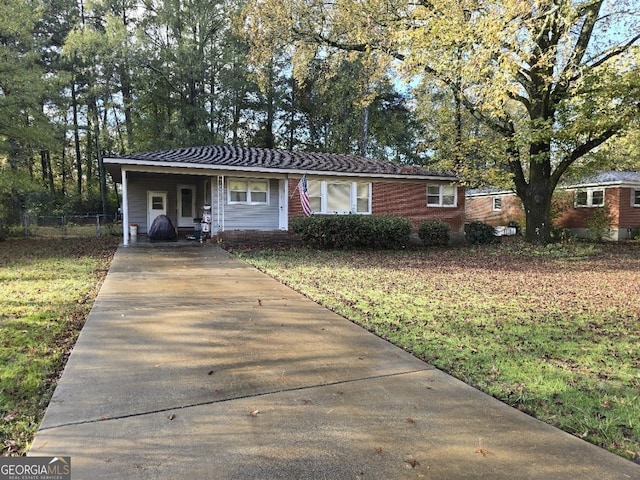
427 184 457 207
633 189 640 207
306 180 371 214
492 196 502 211
575 188 604 207
228 178 269 205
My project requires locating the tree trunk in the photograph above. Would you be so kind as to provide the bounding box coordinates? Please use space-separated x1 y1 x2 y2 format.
40 149 55 196
359 106 369 157
89 96 108 215
288 76 296 150
60 141 67 197
120 64 134 151
264 85 275 149
517 141 554 245
71 81 83 195
522 187 552 245
453 89 463 170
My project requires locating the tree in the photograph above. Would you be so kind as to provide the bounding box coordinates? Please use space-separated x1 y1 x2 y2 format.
0 0 51 146
243 0 640 244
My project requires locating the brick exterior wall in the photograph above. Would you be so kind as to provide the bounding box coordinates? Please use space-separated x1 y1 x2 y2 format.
616 188 640 229
555 187 640 229
467 187 640 233
465 194 524 227
372 182 465 232
288 179 465 233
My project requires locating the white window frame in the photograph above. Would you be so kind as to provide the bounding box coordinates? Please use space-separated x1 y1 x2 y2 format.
427 184 457 207
307 180 371 215
575 188 604 208
227 178 270 205
632 189 640 207
492 196 502 211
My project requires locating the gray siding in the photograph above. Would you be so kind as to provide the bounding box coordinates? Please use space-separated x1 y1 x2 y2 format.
126 173 206 233
217 178 280 231
126 173 281 234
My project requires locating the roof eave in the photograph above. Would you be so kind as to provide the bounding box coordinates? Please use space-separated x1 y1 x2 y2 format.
103 158 458 182
564 181 640 189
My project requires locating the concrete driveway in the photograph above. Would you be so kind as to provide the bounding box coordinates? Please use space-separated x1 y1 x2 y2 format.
29 244 639 479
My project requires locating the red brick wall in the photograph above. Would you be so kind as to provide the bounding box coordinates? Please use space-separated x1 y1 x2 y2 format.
372 182 465 232
555 188 628 229
465 194 524 226
466 186 640 232
288 179 465 232
617 188 640 229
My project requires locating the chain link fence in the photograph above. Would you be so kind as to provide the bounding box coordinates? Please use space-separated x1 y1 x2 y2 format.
21 213 123 238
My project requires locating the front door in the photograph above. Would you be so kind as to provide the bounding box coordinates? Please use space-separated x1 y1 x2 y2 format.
177 185 196 228
147 191 167 231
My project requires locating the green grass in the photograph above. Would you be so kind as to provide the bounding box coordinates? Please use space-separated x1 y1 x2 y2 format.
237 242 640 461
0 237 119 456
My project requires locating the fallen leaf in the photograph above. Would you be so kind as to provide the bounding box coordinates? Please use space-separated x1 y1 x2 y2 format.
475 438 492 457
475 446 489 457
249 410 260 417
167 413 176 420
374 447 383 454
406 417 417 424
405 458 420 468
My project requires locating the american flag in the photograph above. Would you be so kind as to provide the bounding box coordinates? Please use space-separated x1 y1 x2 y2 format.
299 175 312 216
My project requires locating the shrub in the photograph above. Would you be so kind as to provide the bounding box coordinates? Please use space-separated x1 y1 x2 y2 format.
465 221 497 245
291 215 412 249
585 205 613 242
418 221 450 246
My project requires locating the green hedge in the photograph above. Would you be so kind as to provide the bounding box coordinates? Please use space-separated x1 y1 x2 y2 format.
465 221 497 244
291 215 412 249
418 220 450 246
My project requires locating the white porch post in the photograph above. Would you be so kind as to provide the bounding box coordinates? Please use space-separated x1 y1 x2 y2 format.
122 169 129 246
279 178 289 230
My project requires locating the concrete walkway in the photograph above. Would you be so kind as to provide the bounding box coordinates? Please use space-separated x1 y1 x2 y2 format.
30 244 639 479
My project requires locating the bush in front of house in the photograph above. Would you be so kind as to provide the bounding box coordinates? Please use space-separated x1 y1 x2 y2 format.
291 215 412 249
465 221 497 244
418 220 450 246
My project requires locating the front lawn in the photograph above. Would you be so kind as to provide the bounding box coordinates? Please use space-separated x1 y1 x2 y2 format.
237 242 640 461
0 237 119 456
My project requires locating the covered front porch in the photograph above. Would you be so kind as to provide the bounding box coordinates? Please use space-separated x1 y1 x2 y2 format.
118 170 290 245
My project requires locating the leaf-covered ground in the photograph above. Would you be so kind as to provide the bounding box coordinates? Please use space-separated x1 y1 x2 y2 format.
0 237 119 456
237 242 640 461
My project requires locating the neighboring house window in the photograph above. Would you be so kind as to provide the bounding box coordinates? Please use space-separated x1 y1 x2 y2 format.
306 180 371 214
427 184 457 207
492 196 502 211
575 188 604 207
228 178 269 204
633 189 640 207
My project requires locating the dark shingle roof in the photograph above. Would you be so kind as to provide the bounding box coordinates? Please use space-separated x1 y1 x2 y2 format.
568 171 640 186
105 145 453 179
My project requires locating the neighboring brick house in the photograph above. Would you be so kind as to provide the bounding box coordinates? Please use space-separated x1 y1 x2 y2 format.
105 145 464 245
466 171 640 240
465 188 525 235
